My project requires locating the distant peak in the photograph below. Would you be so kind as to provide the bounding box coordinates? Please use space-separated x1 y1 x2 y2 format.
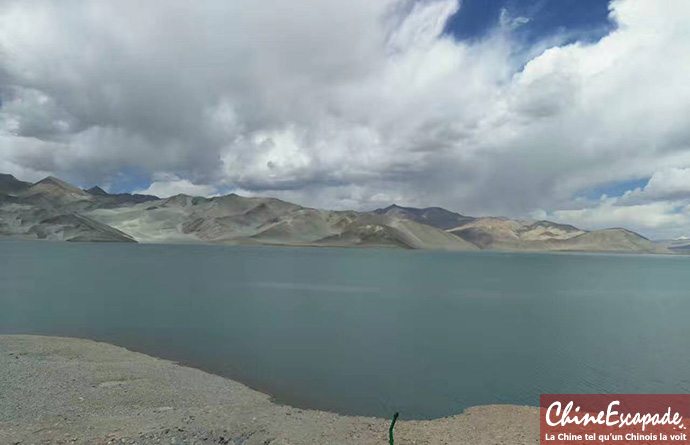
213 192 240 199
34 176 84 191
210 192 247 202
599 227 649 239
36 176 63 185
162 193 194 205
85 186 108 196
374 204 406 213
376 203 461 215
0 173 32 194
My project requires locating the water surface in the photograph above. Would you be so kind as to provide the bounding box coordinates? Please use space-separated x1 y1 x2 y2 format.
1 240 689 419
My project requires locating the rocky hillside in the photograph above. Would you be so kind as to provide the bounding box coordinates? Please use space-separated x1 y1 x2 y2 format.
0 174 475 250
447 217 585 250
0 173 31 195
372 205 671 254
550 229 669 254
444 216 669 254
86 193 477 250
0 173 674 254
655 238 690 254
373 204 475 230
0 174 161 243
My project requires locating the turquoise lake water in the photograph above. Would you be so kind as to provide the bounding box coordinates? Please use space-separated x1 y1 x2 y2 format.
1 240 689 419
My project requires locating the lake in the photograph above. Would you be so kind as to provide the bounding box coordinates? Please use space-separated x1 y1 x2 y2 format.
1 240 689 419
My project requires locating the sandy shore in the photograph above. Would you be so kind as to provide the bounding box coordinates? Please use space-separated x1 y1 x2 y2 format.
0 335 538 444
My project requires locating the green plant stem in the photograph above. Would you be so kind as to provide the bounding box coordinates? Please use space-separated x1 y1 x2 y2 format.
389 412 399 445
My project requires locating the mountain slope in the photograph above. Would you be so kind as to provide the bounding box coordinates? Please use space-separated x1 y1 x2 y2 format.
86 195 475 249
552 229 671 254
312 214 478 250
27 214 137 243
0 172 677 253
375 204 672 254
373 204 475 230
386 219 478 250
84 186 159 206
448 219 671 254
447 217 585 250
656 238 690 254
19 176 94 206
0 174 32 195
85 186 109 196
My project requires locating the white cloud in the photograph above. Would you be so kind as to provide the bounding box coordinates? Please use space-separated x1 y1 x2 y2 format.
552 198 687 230
559 167 690 238
136 173 217 198
0 0 689 238
499 8 530 31
634 168 690 201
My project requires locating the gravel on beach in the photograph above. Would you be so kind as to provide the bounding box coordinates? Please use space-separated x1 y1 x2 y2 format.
0 335 538 444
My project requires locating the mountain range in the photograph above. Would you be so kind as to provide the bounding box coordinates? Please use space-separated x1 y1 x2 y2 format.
0 173 674 254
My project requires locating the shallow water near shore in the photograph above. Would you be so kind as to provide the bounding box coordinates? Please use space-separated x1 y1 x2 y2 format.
1 240 689 419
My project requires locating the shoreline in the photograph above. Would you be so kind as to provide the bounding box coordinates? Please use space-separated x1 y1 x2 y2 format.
0 335 539 444
2 236 686 257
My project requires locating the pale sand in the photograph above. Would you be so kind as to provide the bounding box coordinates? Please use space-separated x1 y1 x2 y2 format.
0 335 539 444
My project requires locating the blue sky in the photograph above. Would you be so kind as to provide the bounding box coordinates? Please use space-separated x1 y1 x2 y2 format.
576 178 650 200
446 0 613 43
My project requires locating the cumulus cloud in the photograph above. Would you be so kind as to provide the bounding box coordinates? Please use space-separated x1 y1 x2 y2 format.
624 168 690 202
1 0 689 238
135 173 218 198
542 167 690 238
552 198 687 230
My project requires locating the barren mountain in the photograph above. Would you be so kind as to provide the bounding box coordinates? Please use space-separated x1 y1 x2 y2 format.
0 198 135 243
446 217 670 254
447 217 585 250
372 205 672 254
0 173 675 254
84 186 159 207
550 229 669 254
656 238 690 254
86 194 477 250
0 173 31 195
26 214 137 243
373 204 475 230
315 214 478 250
18 176 94 207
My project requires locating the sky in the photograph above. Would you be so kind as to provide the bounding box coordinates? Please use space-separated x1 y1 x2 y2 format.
1 0 690 239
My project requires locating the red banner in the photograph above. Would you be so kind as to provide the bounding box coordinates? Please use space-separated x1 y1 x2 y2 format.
540 395 689 445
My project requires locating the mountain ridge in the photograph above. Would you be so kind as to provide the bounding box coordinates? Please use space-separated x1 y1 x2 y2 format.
84 185 159 207
0 173 675 254
373 204 475 230
656 237 690 253
0 173 32 195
